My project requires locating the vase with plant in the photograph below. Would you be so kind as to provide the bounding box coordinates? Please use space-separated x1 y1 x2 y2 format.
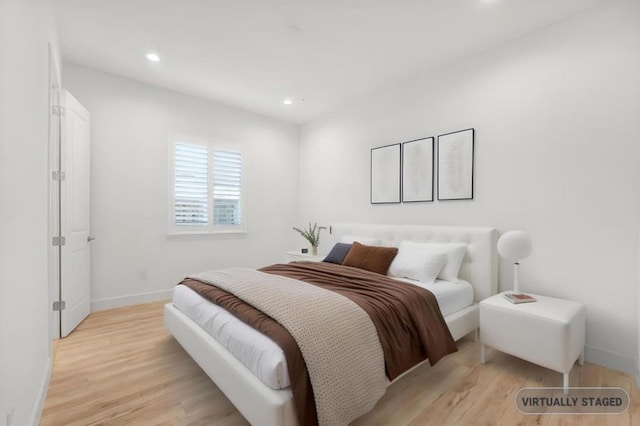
293 222 322 256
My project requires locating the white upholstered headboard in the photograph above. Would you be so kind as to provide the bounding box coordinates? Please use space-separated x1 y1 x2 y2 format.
327 224 498 302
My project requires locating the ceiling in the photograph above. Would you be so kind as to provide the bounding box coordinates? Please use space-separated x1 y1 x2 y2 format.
54 0 604 124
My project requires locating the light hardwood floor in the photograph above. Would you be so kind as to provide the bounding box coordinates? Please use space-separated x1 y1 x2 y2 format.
42 301 639 425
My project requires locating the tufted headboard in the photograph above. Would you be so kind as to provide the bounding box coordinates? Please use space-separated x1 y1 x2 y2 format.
327 224 498 302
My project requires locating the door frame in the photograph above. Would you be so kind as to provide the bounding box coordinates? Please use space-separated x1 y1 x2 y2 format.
48 44 61 340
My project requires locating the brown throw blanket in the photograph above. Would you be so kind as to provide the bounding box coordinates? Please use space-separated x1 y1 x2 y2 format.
261 262 458 376
179 262 457 425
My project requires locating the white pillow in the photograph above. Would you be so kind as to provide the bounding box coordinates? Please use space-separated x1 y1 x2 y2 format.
397 241 467 282
388 246 446 284
340 235 381 246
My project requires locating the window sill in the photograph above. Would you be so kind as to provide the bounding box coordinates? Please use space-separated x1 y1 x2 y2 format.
167 230 247 239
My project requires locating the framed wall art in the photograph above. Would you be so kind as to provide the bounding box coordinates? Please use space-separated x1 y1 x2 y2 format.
370 143 401 204
437 128 474 200
402 137 434 202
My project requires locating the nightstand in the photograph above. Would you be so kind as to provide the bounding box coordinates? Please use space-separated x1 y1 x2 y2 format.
480 292 585 394
283 251 325 263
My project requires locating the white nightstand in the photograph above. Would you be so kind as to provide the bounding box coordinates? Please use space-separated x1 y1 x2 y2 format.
283 251 325 263
480 292 585 394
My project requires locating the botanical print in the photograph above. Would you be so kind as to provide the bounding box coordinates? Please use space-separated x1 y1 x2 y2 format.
402 137 433 202
438 129 473 200
442 139 465 194
371 144 401 203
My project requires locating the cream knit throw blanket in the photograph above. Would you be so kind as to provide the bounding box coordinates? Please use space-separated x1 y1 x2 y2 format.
190 268 387 426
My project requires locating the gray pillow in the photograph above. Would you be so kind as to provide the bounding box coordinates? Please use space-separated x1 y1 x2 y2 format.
323 243 353 264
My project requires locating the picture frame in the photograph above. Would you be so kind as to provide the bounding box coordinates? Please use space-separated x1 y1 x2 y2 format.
402 137 434 202
370 143 401 204
437 128 474 200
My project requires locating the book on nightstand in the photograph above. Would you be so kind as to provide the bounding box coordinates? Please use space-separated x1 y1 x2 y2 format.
503 293 536 304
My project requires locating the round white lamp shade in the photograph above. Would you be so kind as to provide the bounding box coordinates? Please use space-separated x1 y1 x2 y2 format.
497 230 532 261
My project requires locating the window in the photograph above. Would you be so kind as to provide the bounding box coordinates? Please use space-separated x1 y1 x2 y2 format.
169 135 243 234
212 150 242 226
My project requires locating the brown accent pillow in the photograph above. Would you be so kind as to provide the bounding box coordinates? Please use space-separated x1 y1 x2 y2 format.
341 242 398 275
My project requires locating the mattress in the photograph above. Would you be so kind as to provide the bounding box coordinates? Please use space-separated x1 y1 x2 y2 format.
172 276 473 390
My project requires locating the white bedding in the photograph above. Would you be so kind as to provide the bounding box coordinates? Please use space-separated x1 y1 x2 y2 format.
394 277 474 317
172 277 473 391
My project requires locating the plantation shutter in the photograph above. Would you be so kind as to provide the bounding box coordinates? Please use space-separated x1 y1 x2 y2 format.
213 149 242 226
174 142 208 226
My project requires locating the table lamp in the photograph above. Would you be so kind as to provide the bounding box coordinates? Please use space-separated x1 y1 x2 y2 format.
497 230 532 293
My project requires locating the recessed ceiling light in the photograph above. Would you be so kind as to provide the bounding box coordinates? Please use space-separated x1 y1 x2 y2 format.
146 53 160 62
283 99 293 105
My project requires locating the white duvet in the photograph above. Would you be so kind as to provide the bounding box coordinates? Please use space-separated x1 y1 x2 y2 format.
172 277 473 390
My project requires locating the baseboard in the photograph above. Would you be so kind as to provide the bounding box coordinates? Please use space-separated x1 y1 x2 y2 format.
91 289 173 312
584 345 637 376
29 355 51 426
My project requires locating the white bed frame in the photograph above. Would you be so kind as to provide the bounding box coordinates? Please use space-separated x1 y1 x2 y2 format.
164 224 498 426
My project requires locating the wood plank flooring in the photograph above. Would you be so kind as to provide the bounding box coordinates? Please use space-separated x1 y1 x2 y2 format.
41 301 639 425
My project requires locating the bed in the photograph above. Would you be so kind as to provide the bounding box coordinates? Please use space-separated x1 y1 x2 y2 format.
164 224 498 426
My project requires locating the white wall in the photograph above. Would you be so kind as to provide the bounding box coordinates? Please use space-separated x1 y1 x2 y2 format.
62 64 300 310
0 0 59 424
300 0 640 374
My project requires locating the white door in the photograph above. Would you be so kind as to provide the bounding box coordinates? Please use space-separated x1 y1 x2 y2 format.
60 90 91 337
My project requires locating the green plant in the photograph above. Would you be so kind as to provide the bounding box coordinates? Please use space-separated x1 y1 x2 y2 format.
293 222 321 246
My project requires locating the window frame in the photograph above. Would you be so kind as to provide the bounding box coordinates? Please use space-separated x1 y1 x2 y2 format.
168 133 245 236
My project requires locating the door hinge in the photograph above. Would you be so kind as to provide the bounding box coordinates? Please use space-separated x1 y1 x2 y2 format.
52 236 66 246
52 301 66 311
52 171 66 181
52 105 66 116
